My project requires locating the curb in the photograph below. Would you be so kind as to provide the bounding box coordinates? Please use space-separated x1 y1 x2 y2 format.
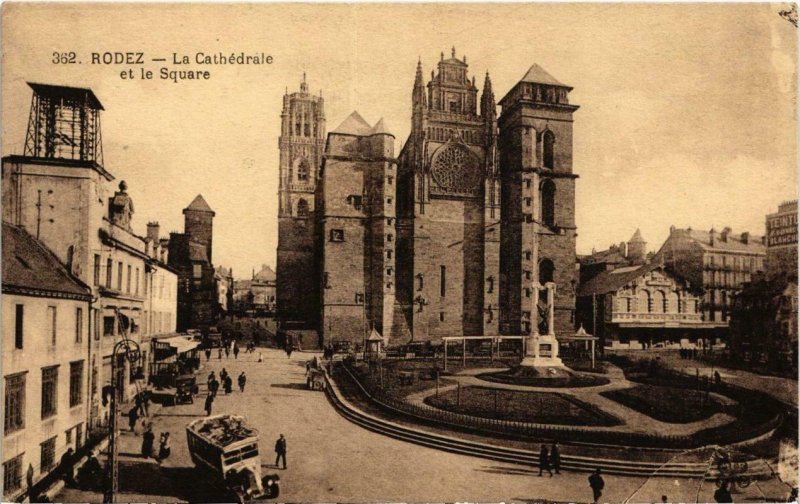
324 370 776 479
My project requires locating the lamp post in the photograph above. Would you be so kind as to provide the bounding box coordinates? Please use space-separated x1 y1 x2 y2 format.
102 336 143 503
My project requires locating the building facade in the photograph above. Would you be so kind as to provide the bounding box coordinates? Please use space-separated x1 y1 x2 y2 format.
578 230 713 348
2 223 92 501
2 83 178 441
232 265 276 315
277 52 580 346
657 226 765 325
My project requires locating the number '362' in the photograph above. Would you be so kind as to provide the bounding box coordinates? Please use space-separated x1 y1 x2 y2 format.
52 52 77 64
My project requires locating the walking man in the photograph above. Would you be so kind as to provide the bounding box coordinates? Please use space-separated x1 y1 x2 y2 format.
142 425 155 458
59 448 76 487
238 372 247 392
550 442 561 474
205 348 212 361
538 444 552 477
204 393 214 416
589 468 605 504
275 434 287 469
234 343 240 359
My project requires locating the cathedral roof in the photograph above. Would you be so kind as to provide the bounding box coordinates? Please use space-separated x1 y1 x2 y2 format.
185 194 214 214
332 111 372 135
519 63 567 87
369 118 391 135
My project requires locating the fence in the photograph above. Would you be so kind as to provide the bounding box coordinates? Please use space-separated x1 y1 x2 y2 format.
338 360 784 450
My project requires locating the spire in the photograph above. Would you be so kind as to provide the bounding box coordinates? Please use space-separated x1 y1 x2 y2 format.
300 72 308 93
481 71 496 119
451 46 456 58
413 59 427 108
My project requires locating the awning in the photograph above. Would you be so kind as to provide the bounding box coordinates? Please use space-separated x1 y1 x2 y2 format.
158 335 200 354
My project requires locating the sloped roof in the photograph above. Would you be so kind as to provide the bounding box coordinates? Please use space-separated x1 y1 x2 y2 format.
2 223 91 299
682 228 765 253
369 118 391 135
332 111 372 135
629 228 645 243
253 265 276 282
578 262 663 297
519 63 566 87
579 247 627 266
185 194 214 214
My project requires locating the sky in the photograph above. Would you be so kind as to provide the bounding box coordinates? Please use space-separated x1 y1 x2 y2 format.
2 3 797 278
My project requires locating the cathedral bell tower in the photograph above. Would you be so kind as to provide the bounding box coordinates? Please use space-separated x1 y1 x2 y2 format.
498 63 579 365
276 75 326 328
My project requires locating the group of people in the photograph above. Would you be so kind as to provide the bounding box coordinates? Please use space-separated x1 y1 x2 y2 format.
127 389 153 433
679 347 700 360
204 369 248 416
141 425 172 463
204 341 242 361
537 442 561 476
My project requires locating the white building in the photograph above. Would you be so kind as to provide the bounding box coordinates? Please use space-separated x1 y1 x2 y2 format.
2 223 92 500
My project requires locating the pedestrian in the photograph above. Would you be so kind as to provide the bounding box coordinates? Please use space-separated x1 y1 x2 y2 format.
128 406 139 433
205 348 212 361
538 444 552 477
210 378 220 397
550 442 561 474
220 368 228 383
714 481 733 503
157 432 172 462
224 375 233 394
135 392 144 417
218 347 223 359
258 351 263 363
275 434 287 469
204 393 214 416
140 389 150 417
26 462 34 493
589 468 604 504
234 344 240 359
59 448 76 487
238 372 247 392
286 345 293 358
142 425 155 458
225 346 230 358
208 371 216 387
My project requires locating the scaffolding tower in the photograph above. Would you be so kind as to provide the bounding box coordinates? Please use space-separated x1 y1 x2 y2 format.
24 82 104 166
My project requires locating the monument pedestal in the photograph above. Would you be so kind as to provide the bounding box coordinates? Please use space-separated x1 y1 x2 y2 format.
520 333 564 368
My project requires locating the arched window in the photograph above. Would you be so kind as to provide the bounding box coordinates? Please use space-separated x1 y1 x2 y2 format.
296 159 310 181
296 199 309 218
638 290 651 313
653 291 665 314
540 179 556 227
539 258 555 284
542 130 555 169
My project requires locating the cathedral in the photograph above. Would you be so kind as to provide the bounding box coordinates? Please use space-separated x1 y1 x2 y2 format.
276 49 579 347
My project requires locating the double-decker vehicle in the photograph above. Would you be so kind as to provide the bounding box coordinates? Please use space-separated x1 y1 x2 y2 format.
186 415 280 503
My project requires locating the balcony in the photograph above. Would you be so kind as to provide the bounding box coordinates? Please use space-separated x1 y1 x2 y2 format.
611 311 704 326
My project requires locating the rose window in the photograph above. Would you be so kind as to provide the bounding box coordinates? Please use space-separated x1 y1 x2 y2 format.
431 143 481 196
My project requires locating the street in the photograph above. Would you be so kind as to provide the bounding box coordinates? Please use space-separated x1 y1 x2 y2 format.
59 348 661 503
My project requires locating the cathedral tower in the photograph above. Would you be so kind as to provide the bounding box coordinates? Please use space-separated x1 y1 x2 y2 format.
498 64 579 338
277 75 326 327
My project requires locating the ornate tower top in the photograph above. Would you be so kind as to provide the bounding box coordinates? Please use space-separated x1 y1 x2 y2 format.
426 48 478 116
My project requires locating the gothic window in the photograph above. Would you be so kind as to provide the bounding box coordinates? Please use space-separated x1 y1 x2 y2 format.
296 159 310 181
539 259 555 284
304 115 311 137
541 179 556 227
297 199 309 218
431 142 481 197
440 266 446 297
542 130 555 169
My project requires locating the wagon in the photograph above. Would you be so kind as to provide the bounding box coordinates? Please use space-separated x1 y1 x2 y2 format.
186 415 280 503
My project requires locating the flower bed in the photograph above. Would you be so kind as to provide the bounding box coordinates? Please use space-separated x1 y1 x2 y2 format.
425 386 621 426
601 385 725 423
478 366 610 388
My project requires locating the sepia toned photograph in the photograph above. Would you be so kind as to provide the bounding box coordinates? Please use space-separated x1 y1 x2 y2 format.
1 3 798 503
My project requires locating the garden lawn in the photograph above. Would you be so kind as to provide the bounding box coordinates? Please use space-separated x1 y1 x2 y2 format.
424 386 620 426
601 384 725 423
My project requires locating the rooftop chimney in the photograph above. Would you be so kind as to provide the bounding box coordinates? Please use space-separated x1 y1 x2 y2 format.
147 221 160 242
741 232 750 244
721 227 731 242
709 227 717 246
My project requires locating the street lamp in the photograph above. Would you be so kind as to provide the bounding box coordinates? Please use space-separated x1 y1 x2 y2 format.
102 336 144 503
